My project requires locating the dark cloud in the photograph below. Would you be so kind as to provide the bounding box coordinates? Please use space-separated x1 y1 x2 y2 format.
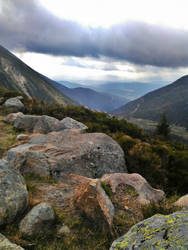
1 0 188 68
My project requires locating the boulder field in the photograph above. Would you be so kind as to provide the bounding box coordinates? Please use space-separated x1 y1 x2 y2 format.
1 112 187 249
6 112 88 133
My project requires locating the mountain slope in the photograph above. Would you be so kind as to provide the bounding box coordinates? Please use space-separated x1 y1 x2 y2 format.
52 81 128 112
113 75 188 127
0 45 76 105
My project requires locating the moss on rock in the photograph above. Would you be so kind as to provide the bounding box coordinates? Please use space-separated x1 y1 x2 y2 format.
110 209 188 249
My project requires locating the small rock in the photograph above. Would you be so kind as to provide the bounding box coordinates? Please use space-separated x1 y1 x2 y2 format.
174 194 188 207
19 202 55 236
3 97 24 111
60 117 88 131
0 233 24 249
57 225 71 236
17 96 24 100
16 134 30 141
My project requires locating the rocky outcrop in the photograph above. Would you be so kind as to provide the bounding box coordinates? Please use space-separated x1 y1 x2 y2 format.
0 233 24 249
7 130 126 179
0 159 28 225
19 202 55 237
3 97 24 111
174 194 188 207
6 113 88 133
60 117 88 131
14 114 65 133
110 209 188 249
71 174 114 230
101 173 165 205
71 173 165 232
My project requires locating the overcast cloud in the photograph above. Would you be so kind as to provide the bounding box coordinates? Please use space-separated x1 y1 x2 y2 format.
1 0 188 69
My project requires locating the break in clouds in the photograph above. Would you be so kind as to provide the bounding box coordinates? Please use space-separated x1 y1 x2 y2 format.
1 0 188 68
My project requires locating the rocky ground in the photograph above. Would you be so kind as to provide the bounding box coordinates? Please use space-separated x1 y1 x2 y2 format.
0 97 187 249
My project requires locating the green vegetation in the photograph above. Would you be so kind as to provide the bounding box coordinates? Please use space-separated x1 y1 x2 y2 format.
156 113 171 137
2 208 113 250
141 198 180 219
0 116 18 157
101 182 113 198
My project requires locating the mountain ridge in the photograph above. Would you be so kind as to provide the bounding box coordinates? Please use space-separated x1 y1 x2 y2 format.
113 75 188 127
51 81 128 112
0 45 76 106
59 80 165 101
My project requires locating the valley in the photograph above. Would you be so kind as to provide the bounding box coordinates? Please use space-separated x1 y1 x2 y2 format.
0 41 188 250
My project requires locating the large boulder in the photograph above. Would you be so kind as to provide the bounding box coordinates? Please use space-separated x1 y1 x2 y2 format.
0 159 28 225
71 174 114 231
101 173 165 205
19 202 55 236
0 233 24 249
7 130 126 179
3 97 24 111
14 114 65 133
60 117 88 131
110 209 188 249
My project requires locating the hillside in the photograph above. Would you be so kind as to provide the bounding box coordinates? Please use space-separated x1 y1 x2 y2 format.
0 45 76 106
113 75 188 127
52 81 128 111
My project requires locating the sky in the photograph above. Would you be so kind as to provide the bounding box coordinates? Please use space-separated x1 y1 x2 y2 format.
1 0 188 85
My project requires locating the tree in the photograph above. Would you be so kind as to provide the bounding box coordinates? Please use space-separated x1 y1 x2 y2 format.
156 113 171 137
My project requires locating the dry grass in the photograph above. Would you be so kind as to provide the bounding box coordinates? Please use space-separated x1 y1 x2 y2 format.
0 116 19 156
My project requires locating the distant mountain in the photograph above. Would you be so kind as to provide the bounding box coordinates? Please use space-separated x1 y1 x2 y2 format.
52 81 128 112
59 81 84 89
0 45 76 106
91 82 165 100
113 75 188 127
